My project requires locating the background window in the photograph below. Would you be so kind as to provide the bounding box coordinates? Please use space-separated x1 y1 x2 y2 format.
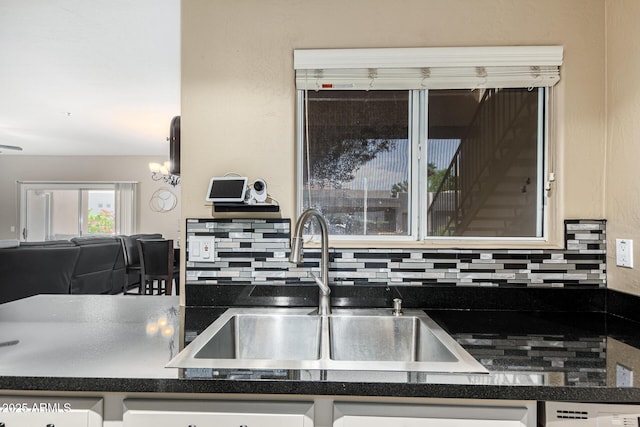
19 182 137 241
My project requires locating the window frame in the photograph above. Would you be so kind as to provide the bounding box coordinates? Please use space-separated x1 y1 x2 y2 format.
296 90 419 243
417 87 550 242
294 46 562 246
297 87 550 243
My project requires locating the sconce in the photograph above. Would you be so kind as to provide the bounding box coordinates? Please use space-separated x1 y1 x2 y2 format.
149 161 180 187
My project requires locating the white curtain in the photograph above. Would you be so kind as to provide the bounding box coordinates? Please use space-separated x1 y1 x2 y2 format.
114 182 137 235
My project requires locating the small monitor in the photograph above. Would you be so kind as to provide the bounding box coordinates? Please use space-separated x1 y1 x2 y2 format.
205 177 248 203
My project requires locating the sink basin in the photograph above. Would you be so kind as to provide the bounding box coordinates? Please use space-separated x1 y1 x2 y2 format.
329 314 457 363
168 308 324 370
194 313 321 361
167 307 487 374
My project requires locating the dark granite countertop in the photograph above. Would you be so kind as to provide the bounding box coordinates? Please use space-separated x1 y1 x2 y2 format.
1 287 640 403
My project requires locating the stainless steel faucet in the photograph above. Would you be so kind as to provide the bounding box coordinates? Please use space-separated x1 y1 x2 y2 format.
290 208 331 315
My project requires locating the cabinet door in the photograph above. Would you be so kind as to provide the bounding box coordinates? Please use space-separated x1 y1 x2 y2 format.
123 399 314 427
334 401 535 427
335 416 523 427
0 396 102 427
125 411 306 427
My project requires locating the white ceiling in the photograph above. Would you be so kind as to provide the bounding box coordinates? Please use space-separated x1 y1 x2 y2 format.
0 0 180 156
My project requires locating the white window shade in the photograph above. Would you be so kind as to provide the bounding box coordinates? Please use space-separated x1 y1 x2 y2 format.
114 182 137 235
294 46 563 90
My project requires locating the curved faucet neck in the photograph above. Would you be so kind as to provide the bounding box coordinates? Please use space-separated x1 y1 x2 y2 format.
291 209 331 315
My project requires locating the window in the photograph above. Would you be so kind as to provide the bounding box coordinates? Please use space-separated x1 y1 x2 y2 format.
18 182 137 241
301 90 411 236
295 46 562 240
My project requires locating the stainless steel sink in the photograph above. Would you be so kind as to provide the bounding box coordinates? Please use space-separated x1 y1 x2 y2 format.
329 313 457 362
167 307 487 374
194 312 321 361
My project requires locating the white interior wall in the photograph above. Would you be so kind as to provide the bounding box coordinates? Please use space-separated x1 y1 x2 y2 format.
0 156 182 242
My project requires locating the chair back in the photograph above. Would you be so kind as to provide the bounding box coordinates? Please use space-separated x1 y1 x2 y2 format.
121 233 163 266
138 239 174 277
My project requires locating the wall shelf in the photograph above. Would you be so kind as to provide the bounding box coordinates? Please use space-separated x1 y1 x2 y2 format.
213 203 280 213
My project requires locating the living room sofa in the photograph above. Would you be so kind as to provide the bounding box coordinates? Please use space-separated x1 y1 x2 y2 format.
0 240 80 304
69 236 125 295
0 234 161 304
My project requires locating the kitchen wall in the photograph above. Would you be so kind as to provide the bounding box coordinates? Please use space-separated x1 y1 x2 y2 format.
604 0 640 295
180 1 613 299
180 0 606 224
0 156 181 241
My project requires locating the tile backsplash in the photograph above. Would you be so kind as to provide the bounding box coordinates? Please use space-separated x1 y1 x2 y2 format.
186 218 606 288
454 332 607 387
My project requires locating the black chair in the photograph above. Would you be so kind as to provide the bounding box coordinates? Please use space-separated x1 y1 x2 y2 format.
137 239 180 295
119 233 163 294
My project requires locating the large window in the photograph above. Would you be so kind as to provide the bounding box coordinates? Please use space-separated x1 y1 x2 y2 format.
295 46 561 241
18 182 137 241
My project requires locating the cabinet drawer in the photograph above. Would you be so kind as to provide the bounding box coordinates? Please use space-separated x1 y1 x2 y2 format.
0 396 102 427
334 401 535 427
123 399 314 427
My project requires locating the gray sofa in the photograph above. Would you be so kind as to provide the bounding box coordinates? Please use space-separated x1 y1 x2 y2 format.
0 235 159 304
69 236 125 295
0 240 80 304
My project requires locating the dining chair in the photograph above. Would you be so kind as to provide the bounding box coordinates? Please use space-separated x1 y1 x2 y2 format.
137 239 180 295
119 233 163 294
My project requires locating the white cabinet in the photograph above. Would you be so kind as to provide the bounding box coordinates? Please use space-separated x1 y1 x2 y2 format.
333 401 536 427
0 396 102 427
123 399 314 427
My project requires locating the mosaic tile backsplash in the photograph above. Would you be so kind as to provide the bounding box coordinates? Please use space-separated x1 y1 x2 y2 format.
454 332 607 387
185 218 606 288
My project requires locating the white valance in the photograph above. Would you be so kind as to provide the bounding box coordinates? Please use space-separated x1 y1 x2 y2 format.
294 46 563 90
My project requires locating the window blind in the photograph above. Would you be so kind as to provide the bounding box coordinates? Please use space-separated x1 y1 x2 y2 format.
294 46 563 90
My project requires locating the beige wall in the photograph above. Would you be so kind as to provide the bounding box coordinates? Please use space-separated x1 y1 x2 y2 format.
181 0 607 243
0 156 182 242
605 0 640 295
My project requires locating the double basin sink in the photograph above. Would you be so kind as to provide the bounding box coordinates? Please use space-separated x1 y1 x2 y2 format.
167 307 487 374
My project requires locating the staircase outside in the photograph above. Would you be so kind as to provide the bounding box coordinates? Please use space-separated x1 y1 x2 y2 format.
428 88 541 237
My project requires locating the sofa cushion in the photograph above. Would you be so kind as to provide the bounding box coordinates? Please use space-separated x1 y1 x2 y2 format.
19 240 75 247
70 236 123 294
111 243 126 295
0 245 80 303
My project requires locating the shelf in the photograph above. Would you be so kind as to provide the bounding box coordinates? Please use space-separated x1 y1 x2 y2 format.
213 203 280 213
